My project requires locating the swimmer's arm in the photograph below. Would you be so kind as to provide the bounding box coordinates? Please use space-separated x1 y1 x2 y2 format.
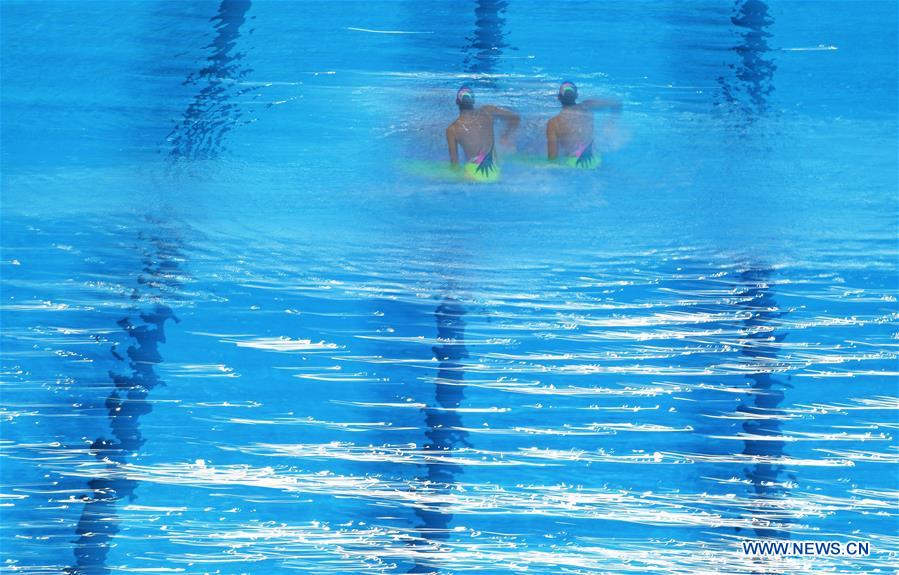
582 98 622 114
483 105 521 141
446 126 459 166
546 118 558 160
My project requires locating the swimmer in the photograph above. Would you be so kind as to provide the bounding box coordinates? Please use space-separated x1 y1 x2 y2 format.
446 86 520 182
546 82 621 168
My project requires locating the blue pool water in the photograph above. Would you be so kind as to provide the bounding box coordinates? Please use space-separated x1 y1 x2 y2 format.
1 1 897 573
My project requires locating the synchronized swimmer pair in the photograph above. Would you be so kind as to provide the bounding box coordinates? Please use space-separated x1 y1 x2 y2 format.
445 82 622 182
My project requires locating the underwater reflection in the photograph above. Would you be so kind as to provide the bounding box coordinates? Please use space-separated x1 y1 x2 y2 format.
717 0 776 121
69 228 183 574
735 267 792 539
463 0 510 86
408 297 471 574
167 0 256 161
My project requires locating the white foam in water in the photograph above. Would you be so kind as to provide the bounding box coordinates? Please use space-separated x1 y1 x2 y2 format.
346 27 435 35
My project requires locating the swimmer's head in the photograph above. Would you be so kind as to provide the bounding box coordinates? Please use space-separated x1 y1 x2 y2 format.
558 81 578 106
456 86 475 110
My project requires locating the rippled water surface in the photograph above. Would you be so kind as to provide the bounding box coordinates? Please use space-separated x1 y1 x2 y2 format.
1 1 897 574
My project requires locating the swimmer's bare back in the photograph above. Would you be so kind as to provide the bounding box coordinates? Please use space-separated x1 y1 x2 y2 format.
547 99 621 160
447 105 520 166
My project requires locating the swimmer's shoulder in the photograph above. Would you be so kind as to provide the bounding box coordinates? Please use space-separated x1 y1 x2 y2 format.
479 105 509 121
547 113 567 134
567 103 592 116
